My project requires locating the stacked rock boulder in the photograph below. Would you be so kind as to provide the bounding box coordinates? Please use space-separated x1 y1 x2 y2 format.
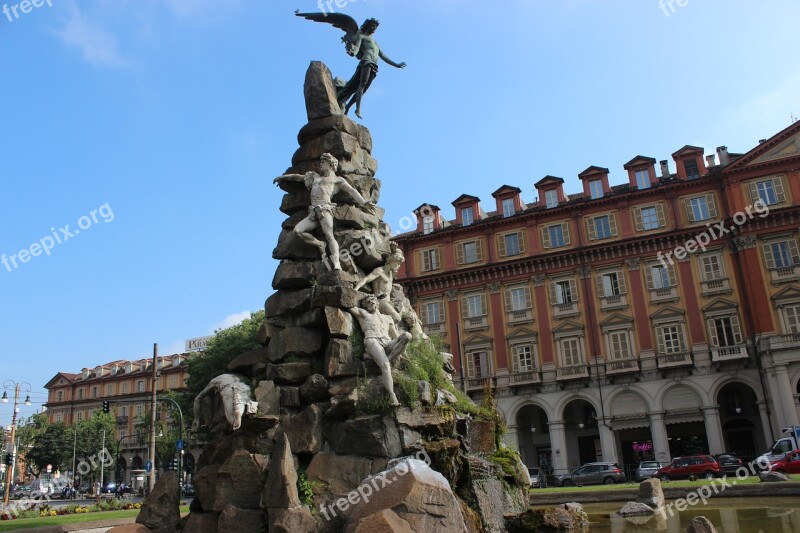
180 62 530 533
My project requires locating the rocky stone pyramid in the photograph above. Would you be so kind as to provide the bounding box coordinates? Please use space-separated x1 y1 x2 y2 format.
181 62 530 533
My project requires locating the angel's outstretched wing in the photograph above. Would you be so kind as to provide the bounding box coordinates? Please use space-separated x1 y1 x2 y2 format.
295 11 359 35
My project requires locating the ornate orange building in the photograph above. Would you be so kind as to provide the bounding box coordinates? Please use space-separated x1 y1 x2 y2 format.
394 122 800 476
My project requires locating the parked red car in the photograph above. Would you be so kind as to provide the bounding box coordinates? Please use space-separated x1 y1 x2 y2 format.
770 449 800 475
656 455 724 481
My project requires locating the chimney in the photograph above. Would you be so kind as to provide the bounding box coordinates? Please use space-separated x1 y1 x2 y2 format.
759 139 767 144
716 146 730 165
659 160 670 178
705 154 716 167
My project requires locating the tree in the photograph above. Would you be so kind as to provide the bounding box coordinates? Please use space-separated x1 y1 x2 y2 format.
184 310 264 421
74 411 116 479
15 413 49 476
25 422 72 475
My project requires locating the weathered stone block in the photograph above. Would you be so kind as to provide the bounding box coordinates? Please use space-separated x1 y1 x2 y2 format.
353 509 413 533
292 130 360 165
279 386 301 408
339 228 391 271
312 284 360 309
298 114 360 145
266 362 312 384
356 124 373 154
136 471 180 530
304 61 342 120
265 289 312 317
468 419 496 454
395 407 455 438
279 189 311 216
636 478 665 509
307 452 375 496
283 404 324 454
618 501 655 517
325 306 354 338
209 450 264 511
329 415 402 458
300 374 330 403
267 327 323 362
272 260 318 290
268 506 317 533
183 512 220 533
227 346 267 374
218 506 264 533
255 381 279 416
325 339 361 377
262 432 299 508
273 229 321 260
333 204 381 231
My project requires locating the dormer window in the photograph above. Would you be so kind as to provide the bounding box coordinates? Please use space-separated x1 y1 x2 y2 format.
636 169 651 189
501 198 515 217
422 216 434 234
683 159 700 179
589 180 603 199
545 190 558 208
461 207 474 226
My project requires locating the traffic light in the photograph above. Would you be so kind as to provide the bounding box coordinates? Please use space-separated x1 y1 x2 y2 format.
167 459 177 471
102 400 110 414
5 453 13 466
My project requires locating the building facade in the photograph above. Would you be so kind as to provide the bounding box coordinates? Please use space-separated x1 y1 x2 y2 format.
44 354 199 486
394 122 800 477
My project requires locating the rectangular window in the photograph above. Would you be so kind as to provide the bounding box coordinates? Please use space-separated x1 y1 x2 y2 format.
168 375 178 388
589 180 603 199
598 271 626 297
588 214 617 240
498 232 522 257
649 264 673 289
122 382 130 394
467 295 484 317
512 345 534 373
784 305 800 334
466 351 489 378
456 240 483 265
559 338 583 366
708 316 743 347
92 387 98 399
106 384 114 395
609 331 631 360
119 429 127 440
421 248 440 271
633 204 665 231
683 159 700 179
764 240 800 269
545 189 559 208
137 380 145 393
506 287 531 311
422 301 444 324
76 411 83 421
690 197 710 221
78 389 84 399
700 254 724 281
56 414 63 423
553 280 575 304
121 406 128 417
658 325 685 354
461 207 474 226
135 404 143 417
502 198 515 218
422 216 434 235
635 169 651 189
749 177 786 206
542 223 569 249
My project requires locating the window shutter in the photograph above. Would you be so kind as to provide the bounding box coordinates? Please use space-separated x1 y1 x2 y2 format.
432 249 440 270
541 227 551 249
609 213 618 237
562 223 571 245
706 193 718 218
618 271 627 294
684 199 695 223
762 243 775 269
460 297 469 318
475 240 484 261
656 327 666 354
510 347 519 373
518 231 526 253
595 274 605 297
773 177 786 202
419 303 428 325
788 239 800 265
645 264 654 289
422 250 431 271
466 353 475 378
656 204 666 228
496 234 507 258
633 207 644 231
504 288 512 312
548 281 557 304
569 279 579 302
438 302 445 323
586 217 597 240
731 315 743 344
707 319 719 347
481 294 488 316
524 286 532 309
748 181 759 204
456 243 465 265
667 263 677 286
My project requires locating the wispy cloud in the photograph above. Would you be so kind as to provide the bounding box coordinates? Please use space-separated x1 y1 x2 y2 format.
212 310 252 332
55 4 128 67
163 0 241 19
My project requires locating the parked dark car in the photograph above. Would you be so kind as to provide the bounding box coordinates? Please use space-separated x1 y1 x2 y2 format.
527 467 545 488
556 462 626 486
635 461 664 481
714 453 743 475
656 455 723 481
182 484 195 497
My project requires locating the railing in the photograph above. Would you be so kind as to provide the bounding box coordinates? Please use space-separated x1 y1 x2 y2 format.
507 309 533 324
553 302 579 319
710 345 749 362
656 351 693 369
556 365 589 380
770 266 800 284
605 358 639 375
423 322 444 334
767 333 800 351
464 316 489 330
700 278 731 296
650 287 678 302
510 370 541 385
465 377 490 391
116 416 129 425
601 294 628 310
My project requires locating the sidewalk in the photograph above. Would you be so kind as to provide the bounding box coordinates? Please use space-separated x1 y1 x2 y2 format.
4 516 137 533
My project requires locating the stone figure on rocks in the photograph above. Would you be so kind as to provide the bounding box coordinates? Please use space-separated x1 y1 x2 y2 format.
275 153 376 271
348 294 412 407
296 12 406 118
192 374 258 431
354 243 404 321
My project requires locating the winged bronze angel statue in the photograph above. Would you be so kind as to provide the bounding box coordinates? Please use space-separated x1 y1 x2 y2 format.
296 11 406 119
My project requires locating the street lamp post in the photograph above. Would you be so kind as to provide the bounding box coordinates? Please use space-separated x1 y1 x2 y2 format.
158 396 184 498
2 381 31 506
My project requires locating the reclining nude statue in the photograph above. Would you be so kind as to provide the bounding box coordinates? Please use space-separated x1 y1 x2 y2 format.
348 294 412 407
192 374 258 431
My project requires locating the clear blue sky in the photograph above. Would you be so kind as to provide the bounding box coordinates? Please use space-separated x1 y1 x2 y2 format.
1 0 798 425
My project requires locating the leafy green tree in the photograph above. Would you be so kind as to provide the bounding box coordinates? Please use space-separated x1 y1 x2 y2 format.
183 310 264 419
25 422 72 475
74 411 116 478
